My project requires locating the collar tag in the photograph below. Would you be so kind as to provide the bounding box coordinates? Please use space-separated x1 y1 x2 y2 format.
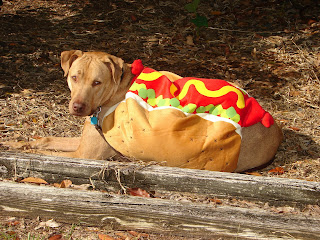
90 116 98 125
90 106 102 127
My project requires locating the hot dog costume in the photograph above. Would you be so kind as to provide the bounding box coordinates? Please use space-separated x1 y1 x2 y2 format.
101 60 275 172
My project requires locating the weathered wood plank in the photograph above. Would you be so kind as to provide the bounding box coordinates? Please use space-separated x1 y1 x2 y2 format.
0 151 320 206
0 181 319 240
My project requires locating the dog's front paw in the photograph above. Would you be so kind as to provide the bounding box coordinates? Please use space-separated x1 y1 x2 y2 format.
1 141 31 150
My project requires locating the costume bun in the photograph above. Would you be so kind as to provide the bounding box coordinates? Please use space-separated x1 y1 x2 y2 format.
101 65 279 172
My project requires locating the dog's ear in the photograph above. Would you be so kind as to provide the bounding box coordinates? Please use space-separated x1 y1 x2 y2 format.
102 55 124 85
61 50 83 77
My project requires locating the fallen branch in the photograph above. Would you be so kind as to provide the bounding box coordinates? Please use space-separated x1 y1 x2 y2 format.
0 181 319 239
0 151 319 206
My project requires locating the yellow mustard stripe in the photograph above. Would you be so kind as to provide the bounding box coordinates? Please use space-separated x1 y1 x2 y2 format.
177 80 246 109
170 83 178 96
129 82 146 91
137 71 164 81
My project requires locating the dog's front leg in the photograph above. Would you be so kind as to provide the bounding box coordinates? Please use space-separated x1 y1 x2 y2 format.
2 119 116 160
2 137 80 152
31 137 81 152
60 119 117 160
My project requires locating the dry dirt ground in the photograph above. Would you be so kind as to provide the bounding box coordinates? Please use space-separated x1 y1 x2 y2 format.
0 0 320 239
0 216 193 240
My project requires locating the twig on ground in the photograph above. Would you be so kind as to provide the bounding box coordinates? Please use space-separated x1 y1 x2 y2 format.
208 27 286 34
115 168 127 194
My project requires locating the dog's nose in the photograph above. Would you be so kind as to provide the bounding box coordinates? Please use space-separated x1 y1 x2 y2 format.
73 102 86 113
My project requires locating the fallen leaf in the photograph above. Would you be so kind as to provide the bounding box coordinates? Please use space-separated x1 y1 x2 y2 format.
21 89 33 96
211 10 222 16
6 220 20 226
48 234 63 240
224 45 230 56
251 47 257 58
59 179 72 188
44 219 62 228
98 234 115 240
304 204 320 215
274 206 296 214
210 198 223 204
35 219 62 230
241 0 251 6
237 21 248 27
128 230 139 237
289 90 300 97
6 231 19 240
115 232 129 238
20 177 48 185
308 19 317 25
279 119 289 123
288 126 300 131
186 35 194 46
254 33 264 39
245 172 262 176
268 167 285 175
32 135 42 140
140 232 149 237
128 188 150 198
72 184 91 190
131 15 137 22
148 37 158 43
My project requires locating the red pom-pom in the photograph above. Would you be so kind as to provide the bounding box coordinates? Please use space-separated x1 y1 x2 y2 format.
131 59 144 75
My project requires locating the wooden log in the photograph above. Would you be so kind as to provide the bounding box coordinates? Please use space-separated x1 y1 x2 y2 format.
1 151 320 206
0 181 319 239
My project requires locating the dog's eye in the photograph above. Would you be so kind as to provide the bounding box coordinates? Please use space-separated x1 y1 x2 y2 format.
71 76 77 82
92 81 101 87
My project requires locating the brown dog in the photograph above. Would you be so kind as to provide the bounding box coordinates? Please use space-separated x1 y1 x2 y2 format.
5 50 282 172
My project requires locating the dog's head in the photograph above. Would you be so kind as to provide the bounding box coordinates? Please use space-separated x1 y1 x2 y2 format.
61 50 124 116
